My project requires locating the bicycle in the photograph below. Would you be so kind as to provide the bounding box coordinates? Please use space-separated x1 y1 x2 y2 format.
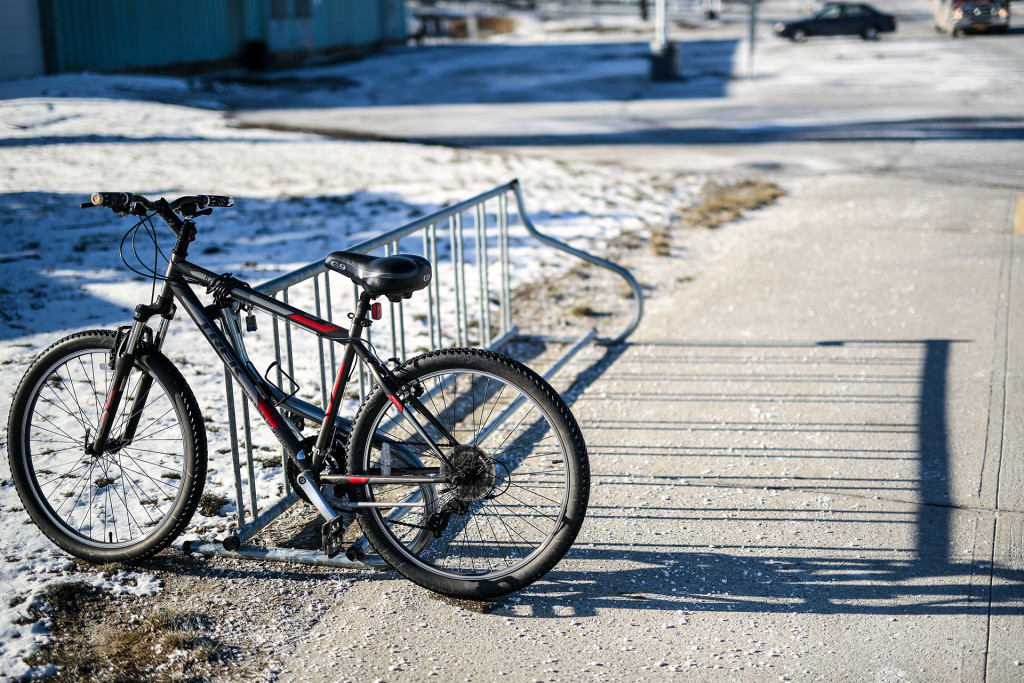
6 191 589 599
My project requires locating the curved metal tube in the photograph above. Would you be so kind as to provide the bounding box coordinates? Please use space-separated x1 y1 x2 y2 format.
257 180 645 347
510 179 643 345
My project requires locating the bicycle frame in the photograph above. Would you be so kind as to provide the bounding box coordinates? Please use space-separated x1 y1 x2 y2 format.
92 225 453 528
22 190 597 588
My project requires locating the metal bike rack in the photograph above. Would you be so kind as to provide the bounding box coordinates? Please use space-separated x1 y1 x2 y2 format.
181 179 642 568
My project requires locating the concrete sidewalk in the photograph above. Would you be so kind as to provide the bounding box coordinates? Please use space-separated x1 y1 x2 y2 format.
260 3 1024 676
278 172 1023 681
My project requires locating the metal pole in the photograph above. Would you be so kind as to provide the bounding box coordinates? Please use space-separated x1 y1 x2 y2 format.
650 0 678 81
748 0 758 77
654 0 668 50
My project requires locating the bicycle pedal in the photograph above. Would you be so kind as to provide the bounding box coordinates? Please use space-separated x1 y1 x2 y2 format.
321 516 347 558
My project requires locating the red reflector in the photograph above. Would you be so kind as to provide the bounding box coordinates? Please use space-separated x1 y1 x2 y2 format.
371 302 382 320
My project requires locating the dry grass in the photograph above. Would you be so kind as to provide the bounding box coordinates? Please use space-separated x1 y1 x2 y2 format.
450 16 518 39
255 454 283 468
650 227 671 256
479 16 517 34
198 492 229 516
608 230 643 251
679 179 785 229
25 584 224 682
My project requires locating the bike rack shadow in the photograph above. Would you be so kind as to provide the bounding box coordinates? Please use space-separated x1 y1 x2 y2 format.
469 338 1022 618
129 330 1024 625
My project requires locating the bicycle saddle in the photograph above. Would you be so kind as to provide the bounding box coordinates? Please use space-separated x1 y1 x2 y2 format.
324 251 432 301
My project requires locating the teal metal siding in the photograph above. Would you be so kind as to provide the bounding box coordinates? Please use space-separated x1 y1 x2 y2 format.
38 0 404 74
40 0 246 73
245 0 269 41
314 0 405 51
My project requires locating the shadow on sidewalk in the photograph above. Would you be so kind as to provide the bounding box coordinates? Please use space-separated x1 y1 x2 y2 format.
511 338 1021 618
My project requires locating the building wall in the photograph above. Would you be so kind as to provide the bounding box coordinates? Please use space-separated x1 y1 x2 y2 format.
0 0 46 79
38 0 247 74
36 0 406 75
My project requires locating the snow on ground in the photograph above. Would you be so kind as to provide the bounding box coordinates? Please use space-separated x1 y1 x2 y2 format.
0 47 704 677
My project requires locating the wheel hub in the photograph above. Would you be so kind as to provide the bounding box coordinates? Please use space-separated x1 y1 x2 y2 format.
444 444 496 502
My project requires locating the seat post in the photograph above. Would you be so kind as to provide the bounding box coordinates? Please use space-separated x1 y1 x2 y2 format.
312 290 373 463
349 291 373 339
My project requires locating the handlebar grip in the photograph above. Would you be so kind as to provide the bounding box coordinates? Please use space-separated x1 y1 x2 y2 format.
201 195 234 208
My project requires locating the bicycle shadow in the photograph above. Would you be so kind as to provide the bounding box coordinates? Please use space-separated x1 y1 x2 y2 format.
514 543 1024 619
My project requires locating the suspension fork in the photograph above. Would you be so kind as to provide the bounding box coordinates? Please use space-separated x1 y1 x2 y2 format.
90 254 179 455
115 313 175 446
90 312 166 455
88 328 139 455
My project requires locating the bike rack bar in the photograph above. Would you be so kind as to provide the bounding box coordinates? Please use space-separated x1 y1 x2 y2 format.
182 540 388 568
181 180 642 569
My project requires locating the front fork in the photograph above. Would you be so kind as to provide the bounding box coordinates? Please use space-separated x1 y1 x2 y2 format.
89 315 171 456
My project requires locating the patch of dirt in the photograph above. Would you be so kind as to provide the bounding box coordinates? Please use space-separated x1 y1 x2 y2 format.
24 550 360 682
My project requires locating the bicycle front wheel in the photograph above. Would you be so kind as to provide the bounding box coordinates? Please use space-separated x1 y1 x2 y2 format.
7 330 207 563
347 348 589 599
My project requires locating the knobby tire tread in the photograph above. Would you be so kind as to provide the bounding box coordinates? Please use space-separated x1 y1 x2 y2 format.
7 330 208 564
346 347 589 599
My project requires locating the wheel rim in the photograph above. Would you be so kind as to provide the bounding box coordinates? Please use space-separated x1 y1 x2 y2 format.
359 367 571 581
20 349 190 549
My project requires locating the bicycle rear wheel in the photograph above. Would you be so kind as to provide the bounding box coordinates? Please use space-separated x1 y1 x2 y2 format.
347 348 589 599
7 330 207 563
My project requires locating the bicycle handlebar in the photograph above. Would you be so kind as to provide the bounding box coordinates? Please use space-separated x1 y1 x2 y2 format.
88 192 234 214
84 192 234 241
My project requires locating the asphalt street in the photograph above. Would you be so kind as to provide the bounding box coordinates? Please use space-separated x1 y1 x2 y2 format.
254 1 1024 680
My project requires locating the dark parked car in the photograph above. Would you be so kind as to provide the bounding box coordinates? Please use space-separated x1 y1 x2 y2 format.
775 2 898 41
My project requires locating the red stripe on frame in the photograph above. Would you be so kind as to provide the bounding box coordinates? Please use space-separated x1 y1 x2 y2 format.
389 395 404 412
347 477 370 485
288 313 342 334
257 397 280 429
327 360 346 413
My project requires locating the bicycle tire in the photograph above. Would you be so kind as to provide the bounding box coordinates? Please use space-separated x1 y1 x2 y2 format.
346 348 589 599
7 330 207 563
